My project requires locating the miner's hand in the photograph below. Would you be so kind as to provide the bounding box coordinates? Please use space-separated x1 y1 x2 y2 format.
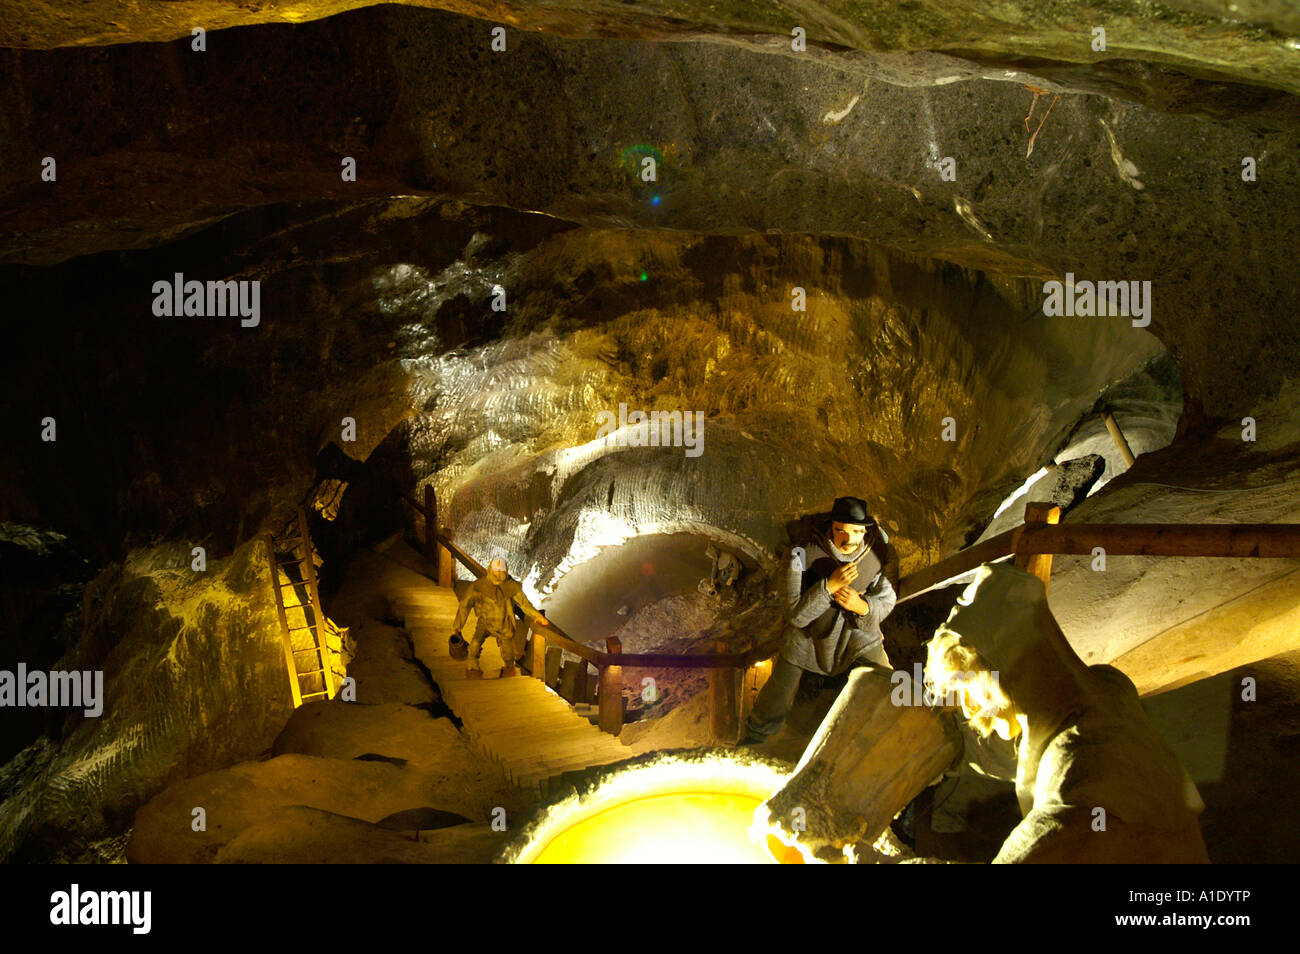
827 562 859 594
833 588 870 616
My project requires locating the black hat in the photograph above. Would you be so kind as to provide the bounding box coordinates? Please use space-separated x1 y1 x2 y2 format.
830 496 872 526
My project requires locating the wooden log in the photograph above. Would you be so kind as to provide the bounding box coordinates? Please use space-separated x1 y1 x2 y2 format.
1018 523 1300 558
898 522 1300 607
530 626 547 682
1101 408 1136 467
437 540 454 589
598 637 624 736
895 528 1019 604
709 640 741 744
1014 502 1061 592
757 667 962 862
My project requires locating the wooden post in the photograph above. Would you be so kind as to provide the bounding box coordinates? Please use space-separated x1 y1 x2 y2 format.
598 637 624 736
530 623 547 682
437 529 453 590
544 646 563 687
710 640 741 745
1014 502 1061 592
1101 408 1137 468
423 484 439 573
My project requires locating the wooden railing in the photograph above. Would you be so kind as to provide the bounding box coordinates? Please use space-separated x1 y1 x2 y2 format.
405 490 1300 738
402 491 779 741
897 502 1300 603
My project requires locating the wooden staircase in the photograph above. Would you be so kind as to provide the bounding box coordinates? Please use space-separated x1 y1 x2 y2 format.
386 580 633 799
266 507 336 708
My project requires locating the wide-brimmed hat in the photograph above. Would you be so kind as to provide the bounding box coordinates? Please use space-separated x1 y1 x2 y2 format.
830 496 873 526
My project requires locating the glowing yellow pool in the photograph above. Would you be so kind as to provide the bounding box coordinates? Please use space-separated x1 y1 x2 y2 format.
504 752 805 864
533 791 784 863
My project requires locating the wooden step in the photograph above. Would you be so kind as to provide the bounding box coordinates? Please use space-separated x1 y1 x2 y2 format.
467 714 584 741
377 572 629 792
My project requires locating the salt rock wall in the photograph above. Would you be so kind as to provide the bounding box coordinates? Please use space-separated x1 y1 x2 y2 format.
0 538 311 862
406 230 1164 588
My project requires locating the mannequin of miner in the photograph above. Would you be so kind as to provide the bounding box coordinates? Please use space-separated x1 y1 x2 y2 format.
925 563 1210 863
452 558 550 678
739 496 897 745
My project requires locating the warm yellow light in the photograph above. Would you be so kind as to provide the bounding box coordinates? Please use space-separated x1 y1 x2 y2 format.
533 792 778 864
504 752 802 864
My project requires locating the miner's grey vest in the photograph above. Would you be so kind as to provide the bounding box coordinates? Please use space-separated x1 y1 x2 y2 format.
795 535 884 642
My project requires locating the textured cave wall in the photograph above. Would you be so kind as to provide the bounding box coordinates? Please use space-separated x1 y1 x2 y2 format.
5 0 1300 105
1 5 1296 424
0 539 297 863
0 199 558 559
1 0 1298 865
401 228 1164 587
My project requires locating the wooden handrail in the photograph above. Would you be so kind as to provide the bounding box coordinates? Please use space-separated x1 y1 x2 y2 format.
895 527 1020 603
404 489 1300 739
406 492 788 669
402 495 602 664
1018 522 1300 558
409 491 1300 646
897 521 1300 605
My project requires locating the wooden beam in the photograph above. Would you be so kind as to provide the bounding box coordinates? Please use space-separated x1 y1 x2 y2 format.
1101 408 1137 468
1018 523 1300 558
709 640 741 745
611 650 751 669
898 522 1300 607
1014 502 1061 592
598 637 624 736
424 484 439 574
544 645 563 687
530 625 547 682
895 528 1019 604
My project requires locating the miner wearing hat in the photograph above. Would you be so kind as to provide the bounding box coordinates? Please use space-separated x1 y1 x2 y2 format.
452 557 550 678
739 496 897 745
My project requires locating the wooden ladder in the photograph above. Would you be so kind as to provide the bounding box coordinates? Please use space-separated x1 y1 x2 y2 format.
266 506 336 708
